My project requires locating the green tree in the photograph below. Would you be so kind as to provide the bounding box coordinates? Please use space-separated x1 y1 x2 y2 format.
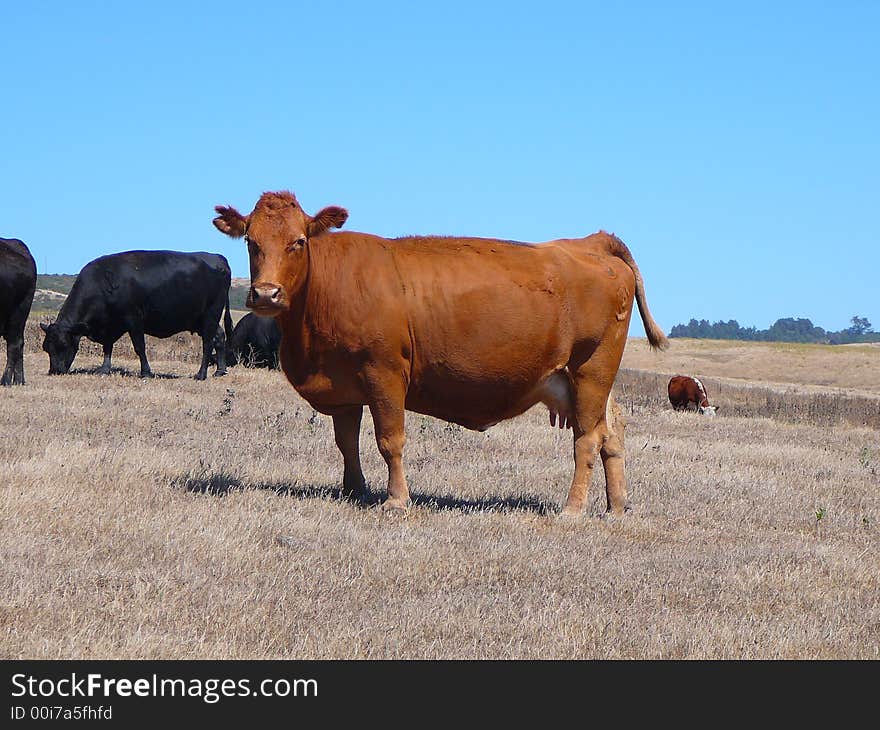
849 316 873 336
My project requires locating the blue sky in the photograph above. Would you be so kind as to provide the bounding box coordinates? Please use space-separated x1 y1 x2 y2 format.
2 1 878 333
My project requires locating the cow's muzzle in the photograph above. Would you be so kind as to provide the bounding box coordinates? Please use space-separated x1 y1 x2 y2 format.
247 283 285 314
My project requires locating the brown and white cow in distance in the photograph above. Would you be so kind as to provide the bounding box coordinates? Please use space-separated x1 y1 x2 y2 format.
668 375 719 416
213 191 667 517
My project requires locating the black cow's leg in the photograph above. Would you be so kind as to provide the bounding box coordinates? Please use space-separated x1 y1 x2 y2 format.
194 330 211 380
212 329 227 377
2 335 25 385
11 335 25 385
97 342 113 375
128 330 153 378
1 338 16 385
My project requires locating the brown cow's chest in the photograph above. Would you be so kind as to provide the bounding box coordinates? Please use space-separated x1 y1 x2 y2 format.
279 341 368 414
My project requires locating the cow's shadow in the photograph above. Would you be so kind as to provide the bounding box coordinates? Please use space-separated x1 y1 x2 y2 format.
175 471 553 516
70 366 179 379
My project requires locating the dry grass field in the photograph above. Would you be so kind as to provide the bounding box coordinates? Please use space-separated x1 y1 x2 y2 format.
624 336 880 396
1 325 878 658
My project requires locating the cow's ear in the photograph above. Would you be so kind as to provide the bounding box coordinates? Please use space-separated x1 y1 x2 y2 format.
308 206 348 238
213 205 249 238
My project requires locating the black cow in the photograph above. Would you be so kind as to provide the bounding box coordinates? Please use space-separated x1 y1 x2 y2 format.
0 238 37 385
227 312 281 369
40 250 233 380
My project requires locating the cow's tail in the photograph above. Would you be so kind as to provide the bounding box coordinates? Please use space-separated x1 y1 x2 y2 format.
603 233 669 351
222 289 235 365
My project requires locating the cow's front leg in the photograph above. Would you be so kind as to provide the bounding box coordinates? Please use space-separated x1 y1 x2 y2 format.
128 330 153 378
332 406 367 500
97 342 113 375
368 390 410 514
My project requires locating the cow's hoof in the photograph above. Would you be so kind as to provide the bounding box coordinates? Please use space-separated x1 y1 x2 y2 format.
558 506 585 521
213 369 227 377
139 371 154 379
381 498 411 516
97 368 111 376
193 373 207 381
342 481 368 502
344 492 368 506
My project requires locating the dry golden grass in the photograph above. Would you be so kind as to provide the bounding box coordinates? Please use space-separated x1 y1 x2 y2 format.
624 337 880 395
1 326 878 658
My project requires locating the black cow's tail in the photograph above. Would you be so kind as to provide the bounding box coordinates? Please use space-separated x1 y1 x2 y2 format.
222 289 235 365
602 233 669 351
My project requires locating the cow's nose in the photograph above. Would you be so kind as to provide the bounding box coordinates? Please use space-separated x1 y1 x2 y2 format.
249 283 282 306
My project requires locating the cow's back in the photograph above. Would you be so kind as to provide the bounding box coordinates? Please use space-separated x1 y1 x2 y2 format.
668 375 705 409
73 250 231 337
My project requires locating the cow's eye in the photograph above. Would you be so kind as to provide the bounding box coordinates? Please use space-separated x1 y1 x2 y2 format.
287 236 307 252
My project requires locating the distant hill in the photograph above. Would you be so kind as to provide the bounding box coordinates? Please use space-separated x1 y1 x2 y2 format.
32 274 250 313
31 275 76 312
229 278 249 310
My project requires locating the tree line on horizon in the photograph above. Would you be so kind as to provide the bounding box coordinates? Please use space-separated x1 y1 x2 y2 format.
669 316 879 345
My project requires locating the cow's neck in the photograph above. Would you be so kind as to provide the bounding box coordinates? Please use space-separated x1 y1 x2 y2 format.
274 245 312 372
55 296 90 336
276 235 368 389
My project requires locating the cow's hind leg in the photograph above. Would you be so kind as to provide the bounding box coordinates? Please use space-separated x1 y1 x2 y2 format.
600 395 628 516
210 326 228 377
128 330 153 378
4 305 29 385
2 321 24 384
1 337 17 385
14 341 25 384
97 342 113 375
332 406 367 501
13 326 26 384
562 352 623 518
193 329 213 380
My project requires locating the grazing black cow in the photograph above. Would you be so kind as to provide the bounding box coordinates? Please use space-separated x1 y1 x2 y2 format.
40 250 233 380
0 238 37 385
227 312 281 368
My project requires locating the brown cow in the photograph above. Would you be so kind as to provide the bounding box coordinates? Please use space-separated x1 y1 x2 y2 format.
667 375 719 416
213 191 667 517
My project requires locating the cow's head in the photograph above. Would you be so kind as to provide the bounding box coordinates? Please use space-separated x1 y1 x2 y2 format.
212 191 348 316
40 322 80 374
698 404 719 416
